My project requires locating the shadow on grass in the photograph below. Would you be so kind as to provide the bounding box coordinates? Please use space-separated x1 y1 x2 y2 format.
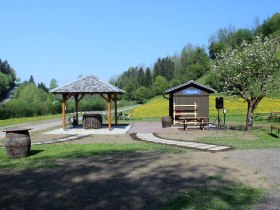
29 149 44 156
268 133 279 138
167 177 264 210
0 148 265 210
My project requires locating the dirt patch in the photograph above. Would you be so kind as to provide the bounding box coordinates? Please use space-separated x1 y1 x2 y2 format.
61 134 138 144
0 151 268 210
30 133 73 143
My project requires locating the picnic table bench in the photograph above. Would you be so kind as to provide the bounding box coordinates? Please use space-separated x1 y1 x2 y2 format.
255 112 280 122
271 125 280 137
179 117 210 131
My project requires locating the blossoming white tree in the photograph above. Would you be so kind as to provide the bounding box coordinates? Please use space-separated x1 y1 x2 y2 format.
212 36 280 130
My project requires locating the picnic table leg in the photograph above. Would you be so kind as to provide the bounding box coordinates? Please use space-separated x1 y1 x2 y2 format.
201 119 204 130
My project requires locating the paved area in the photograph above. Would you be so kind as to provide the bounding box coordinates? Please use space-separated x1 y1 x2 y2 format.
136 133 232 152
44 124 132 135
0 120 62 139
128 122 180 133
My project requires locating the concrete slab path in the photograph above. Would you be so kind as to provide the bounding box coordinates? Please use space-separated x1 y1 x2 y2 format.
135 133 232 152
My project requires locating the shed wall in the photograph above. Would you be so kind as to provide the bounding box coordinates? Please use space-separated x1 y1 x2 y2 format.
169 84 212 120
173 96 209 117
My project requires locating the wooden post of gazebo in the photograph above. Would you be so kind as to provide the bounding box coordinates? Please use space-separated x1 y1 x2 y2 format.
107 93 112 130
62 94 67 129
114 93 118 125
74 94 79 125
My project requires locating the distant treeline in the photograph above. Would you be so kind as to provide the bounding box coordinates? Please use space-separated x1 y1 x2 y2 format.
0 59 16 99
111 12 280 102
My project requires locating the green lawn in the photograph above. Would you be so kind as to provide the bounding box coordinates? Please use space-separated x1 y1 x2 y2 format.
167 176 265 210
0 114 61 127
0 142 188 168
197 126 280 149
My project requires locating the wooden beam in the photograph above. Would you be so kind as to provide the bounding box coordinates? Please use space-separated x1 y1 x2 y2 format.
107 93 112 130
62 94 67 129
78 93 86 102
65 93 73 101
74 94 79 125
114 94 118 125
100 94 108 102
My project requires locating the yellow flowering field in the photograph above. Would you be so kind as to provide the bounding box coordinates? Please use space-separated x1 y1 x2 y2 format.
130 96 169 119
209 96 280 116
130 95 280 119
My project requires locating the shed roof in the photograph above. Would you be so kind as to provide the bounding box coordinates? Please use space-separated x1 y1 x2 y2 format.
165 80 216 94
51 75 125 94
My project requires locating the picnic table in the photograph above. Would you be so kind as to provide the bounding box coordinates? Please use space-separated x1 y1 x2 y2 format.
179 117 209 131
255 112 280 122
271 125 280 137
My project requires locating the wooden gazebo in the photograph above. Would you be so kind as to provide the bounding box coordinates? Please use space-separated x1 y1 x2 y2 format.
51 75 125 130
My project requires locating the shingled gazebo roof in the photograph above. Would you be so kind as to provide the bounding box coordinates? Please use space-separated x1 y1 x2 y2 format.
51 75 125 94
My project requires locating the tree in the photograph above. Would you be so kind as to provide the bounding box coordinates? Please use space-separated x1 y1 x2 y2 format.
38 82 49 93
144 67 152 87
212 36 280 130
0 73 10 98
187 47 210 79
49 78 59 90
178 45 210 81
0 59 16 99
153 57 175 81
256 13 280 37
123 80 135 100
152 76 169 96
137 67 145 87
29 75 35 84
135 86 151 103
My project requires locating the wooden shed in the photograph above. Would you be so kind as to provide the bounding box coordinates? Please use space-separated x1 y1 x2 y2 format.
164 80 216 125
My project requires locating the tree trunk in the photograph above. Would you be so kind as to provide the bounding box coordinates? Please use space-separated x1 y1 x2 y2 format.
245 97 263 131
246 101 254 131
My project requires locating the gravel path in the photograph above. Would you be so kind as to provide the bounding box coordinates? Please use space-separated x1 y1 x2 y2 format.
228 149 280 210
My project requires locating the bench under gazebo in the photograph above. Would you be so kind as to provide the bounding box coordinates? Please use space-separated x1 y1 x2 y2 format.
51 75 125 130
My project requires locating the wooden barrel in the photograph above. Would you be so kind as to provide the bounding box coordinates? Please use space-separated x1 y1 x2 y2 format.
162 116 172 128
83 114 103 129
3 128 31 158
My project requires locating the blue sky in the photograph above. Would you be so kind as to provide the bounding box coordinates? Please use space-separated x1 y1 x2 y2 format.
0 0 279 87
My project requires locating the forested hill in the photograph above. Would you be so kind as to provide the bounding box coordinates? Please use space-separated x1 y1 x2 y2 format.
111 12 280 103
0 59 16 100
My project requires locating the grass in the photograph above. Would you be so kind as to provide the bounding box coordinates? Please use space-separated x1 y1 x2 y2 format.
0 114 61 127
197 126 280 149
0 142 188 168
167 176 265 210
